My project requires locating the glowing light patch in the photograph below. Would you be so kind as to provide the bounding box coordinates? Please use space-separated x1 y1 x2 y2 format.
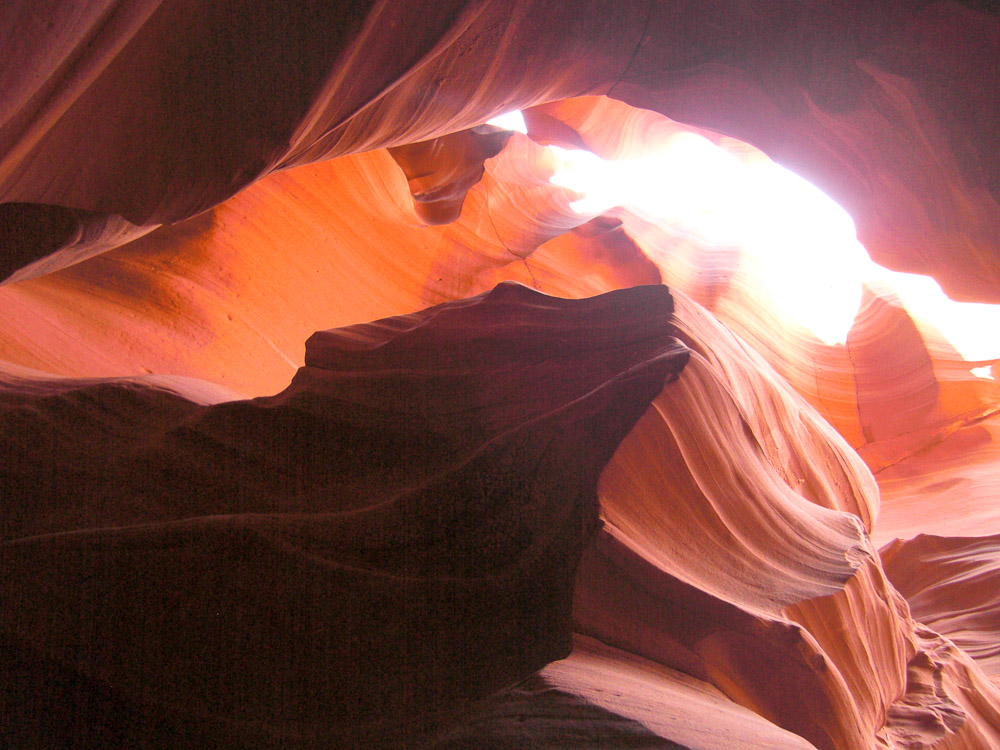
971 366 995 380
546 135 1000 358
485 110 528 134
864 268 1000 362
548 138 866 345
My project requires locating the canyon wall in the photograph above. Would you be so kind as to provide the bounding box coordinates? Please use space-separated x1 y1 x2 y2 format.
2 2 999 748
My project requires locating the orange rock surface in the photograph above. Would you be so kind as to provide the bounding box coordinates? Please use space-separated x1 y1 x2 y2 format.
1 2 999 749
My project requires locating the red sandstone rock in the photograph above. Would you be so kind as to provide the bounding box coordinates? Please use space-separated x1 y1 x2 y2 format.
430 635 821 749
0 283 689 748
388 128 511 225
2 2 1000 748
882 534 1000 683
2 2 998 299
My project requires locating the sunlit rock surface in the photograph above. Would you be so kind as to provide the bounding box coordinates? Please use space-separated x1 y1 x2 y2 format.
430 635 820 750
2 1 1000 749
882 533 1000 701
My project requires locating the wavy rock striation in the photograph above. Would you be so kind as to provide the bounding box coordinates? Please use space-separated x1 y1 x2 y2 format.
2 2 1000 748
882 534 1000 684
576 291 907 750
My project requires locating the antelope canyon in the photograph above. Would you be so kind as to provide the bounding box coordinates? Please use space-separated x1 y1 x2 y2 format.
1 2 999 748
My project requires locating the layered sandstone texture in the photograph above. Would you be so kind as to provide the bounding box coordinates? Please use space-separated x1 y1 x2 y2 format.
2 2 1000 749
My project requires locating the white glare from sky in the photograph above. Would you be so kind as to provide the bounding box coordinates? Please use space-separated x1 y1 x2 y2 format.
548 135 1000 364
482 110 1000 369
485 110 529 134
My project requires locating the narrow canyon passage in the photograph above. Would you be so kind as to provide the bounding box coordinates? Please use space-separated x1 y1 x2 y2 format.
2 2 999 748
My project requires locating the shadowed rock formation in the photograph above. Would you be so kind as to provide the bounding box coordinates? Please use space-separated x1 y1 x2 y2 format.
0 283 689 748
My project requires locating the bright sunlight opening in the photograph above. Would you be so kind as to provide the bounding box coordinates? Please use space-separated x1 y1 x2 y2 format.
485 110 528 134
543 131 1000 361
549 138 869 346
481 109 1000 367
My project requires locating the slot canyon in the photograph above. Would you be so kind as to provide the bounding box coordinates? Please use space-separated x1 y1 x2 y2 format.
1 2 999 748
